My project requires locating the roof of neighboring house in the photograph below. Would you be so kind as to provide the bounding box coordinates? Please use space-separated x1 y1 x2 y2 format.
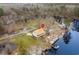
32 28 46 37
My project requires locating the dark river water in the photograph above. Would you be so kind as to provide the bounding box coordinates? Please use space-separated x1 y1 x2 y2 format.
47 30 79 55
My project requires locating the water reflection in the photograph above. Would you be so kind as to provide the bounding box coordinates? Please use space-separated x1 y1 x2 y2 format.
43 43 59 55
46 29 79 55
51 44 59 55
72 19 79 32
46 31 71 55
50 31 72 54
63 32 71 44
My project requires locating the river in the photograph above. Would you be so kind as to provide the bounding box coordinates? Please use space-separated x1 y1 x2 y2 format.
47 27 79 55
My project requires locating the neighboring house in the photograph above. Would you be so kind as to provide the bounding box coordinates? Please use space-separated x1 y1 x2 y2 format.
32 28 46 37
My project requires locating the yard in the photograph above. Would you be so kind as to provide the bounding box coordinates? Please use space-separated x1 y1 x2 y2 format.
12 33 48 55
0 17 63 55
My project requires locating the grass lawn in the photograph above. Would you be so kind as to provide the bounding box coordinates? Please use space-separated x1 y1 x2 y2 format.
64 18 72 26
27 19 39 29
12 34 43 54
11 18 58 54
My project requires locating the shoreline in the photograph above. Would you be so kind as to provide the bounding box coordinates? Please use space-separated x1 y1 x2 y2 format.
28 23 66 55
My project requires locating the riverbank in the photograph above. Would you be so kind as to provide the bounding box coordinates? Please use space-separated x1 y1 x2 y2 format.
27 22 66 55
41 23 66 55
0 19 66 55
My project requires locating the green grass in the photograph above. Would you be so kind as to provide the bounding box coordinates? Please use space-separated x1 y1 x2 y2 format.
64 19 72 26
27 20 39 29
12 19 55 54
12 34 42 54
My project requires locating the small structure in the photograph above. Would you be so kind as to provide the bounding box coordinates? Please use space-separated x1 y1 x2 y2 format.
32 28 46 37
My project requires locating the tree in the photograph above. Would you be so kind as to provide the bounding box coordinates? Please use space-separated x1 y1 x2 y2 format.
0 8 4 17
60 5 67 16
0 22 4 35
73 7 79 17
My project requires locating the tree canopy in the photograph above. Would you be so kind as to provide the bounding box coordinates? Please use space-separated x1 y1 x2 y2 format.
0 8 4 17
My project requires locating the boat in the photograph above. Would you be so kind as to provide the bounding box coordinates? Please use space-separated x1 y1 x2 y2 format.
51 44 60 49
53 45 60 49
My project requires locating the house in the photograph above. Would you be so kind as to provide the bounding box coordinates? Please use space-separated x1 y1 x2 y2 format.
32 28 46 37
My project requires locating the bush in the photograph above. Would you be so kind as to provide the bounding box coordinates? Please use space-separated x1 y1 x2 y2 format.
0 8 4 17
64 18 72 26
73 7 79 17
